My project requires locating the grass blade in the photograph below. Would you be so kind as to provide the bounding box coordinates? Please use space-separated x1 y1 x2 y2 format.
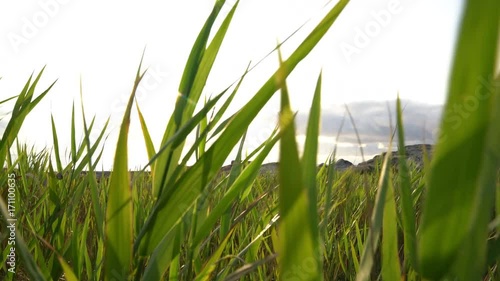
454 76 500 280
136 101 156 160
153 1 237 198
139 92 224 172
80 81 104 238
417 0 499 278
194 229 234 281
356 146 393 281
0 69 55 167
57 257 78 281
381 170 401 280
136 0 350 257
277 48 321 281
104 55 146 279
50 114 63 173
0 95 18 105
192 132 280 246
71 102 77 164
196 97 208 161
141 224 182 280
136 101 156 177
395 96 417 272
301 71 323 275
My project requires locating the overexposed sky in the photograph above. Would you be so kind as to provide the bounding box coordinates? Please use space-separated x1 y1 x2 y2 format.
0 0 464 168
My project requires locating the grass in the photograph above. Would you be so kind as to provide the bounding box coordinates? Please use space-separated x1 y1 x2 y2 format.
0 0 499 280
1 143 427 280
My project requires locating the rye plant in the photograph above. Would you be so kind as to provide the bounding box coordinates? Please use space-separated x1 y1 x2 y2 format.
0 0 498 280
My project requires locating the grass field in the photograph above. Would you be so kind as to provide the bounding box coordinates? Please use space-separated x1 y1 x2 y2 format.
1 0 499 280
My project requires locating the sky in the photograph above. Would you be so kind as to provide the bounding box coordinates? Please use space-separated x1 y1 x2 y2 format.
0 0 465 169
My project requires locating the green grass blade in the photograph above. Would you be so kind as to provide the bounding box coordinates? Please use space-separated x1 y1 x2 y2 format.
395 96 417 272
187 68 250 165
277 49 321 281
208 63 251 141
153 1 237 198
0 69 55 167
27 80 55 112
455 76 500 280
219 130 246 238
417 0 499 278
194 229 234 281
80 83 104 239
196 97 208 160
224 254 278 281
301 71 323 276
104 56 146 280
74 117 109 177
349 239 360 272
0 196 45 280
0 95 18 105
136 101 156 160
381 171 401 280
178 0 225 98
136 0 350 256
141 224 181 281
139 92 224 172
71 102 77 164
135 101 156 176
50 114 63 173
356 147 393 281
169 228 183 280
58 257 78 281
192 132 280 246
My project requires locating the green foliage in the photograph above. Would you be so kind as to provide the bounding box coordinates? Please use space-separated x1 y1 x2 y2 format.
0 0 498 280
418 0 499 279
276 50 322 281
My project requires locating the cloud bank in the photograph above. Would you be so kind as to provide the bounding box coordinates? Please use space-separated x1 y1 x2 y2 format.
294 100 443 163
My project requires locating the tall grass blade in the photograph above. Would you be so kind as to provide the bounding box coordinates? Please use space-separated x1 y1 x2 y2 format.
136 0 350 257
381 170 401 280
219 130 246 238
417 0 499 278
0 69 55 167
50 114 63 173
141 224 182 280
104 56 146 280
136 102 156 175
80 79 105 238
75 117 109 176
192 132 280 246
395 96 417 272
178 0 225 98
302 71 323 275
277 48 321 281
196 97 208 161
224 254 278 281
194 229 234 281
70 102 77 164
207 62 250 141
455 76 500 280
139 92 224 172
136 102 156 160
356 146 393 281
153 1 237 198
